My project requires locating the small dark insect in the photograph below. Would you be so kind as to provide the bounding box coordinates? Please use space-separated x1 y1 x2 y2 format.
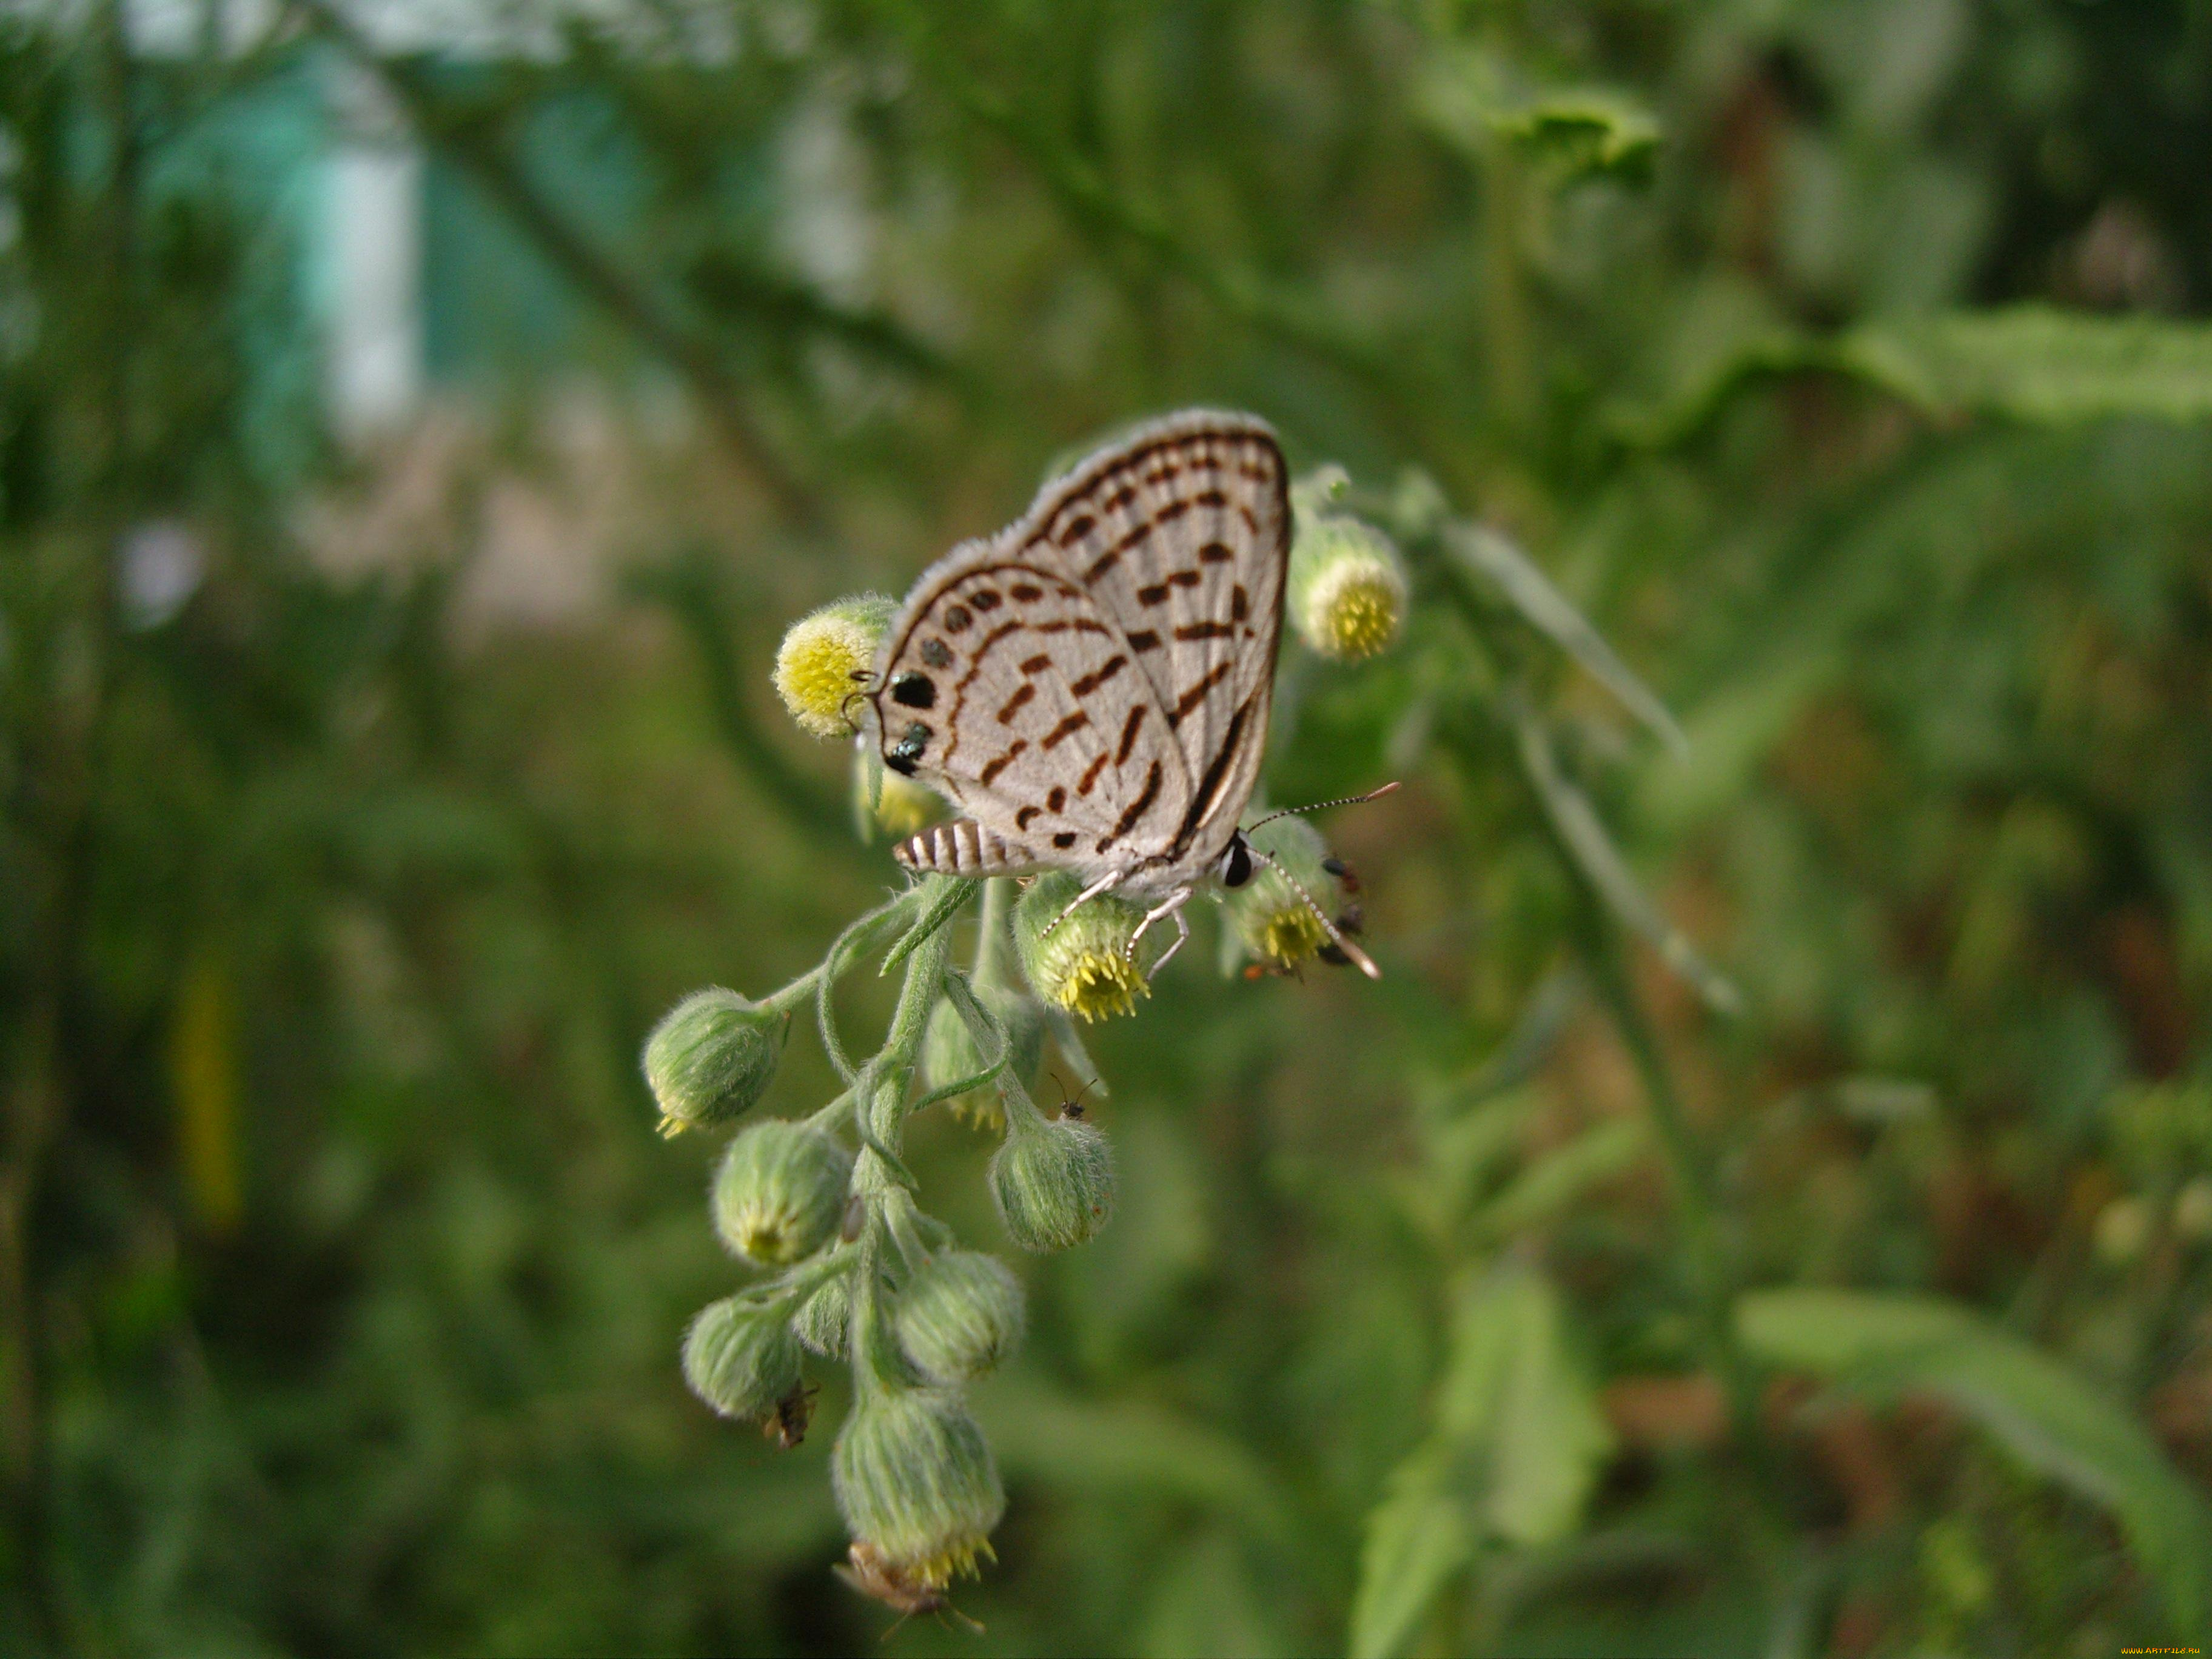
840 1193 866 1244
764 1381 820 1450
1318 896 1366 968
837 1543 985 1637
1047 1069 1099 1121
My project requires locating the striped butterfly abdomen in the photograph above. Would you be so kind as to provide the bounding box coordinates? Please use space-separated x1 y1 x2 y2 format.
894 819 1041 878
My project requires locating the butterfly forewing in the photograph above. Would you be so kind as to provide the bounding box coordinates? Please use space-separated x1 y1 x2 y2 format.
873 411 1289 891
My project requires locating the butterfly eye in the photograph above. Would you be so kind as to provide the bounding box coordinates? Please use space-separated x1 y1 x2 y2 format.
1220 837 1253 889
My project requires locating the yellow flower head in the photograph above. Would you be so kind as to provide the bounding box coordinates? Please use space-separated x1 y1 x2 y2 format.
1012 873 1161 1023
1228 814 1346 971
1289 514 1407 662
774 593 896 739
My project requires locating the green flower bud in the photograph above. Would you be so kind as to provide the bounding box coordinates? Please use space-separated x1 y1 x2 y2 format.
682 1295 803 1421
1226 816 1342 971
1012 871 1164 1023
794 1272 853 1359
643 988 783 1138
832 1383 1005 1589
894 1251 1025 1384
920 983 1043 1130
853 742 943 842
774 592 896 739
714 1119 854 1265
989 1111 1115 1252
1288 511 1407 661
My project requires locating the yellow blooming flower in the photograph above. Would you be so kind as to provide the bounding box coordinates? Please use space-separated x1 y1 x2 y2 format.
774 593 895 738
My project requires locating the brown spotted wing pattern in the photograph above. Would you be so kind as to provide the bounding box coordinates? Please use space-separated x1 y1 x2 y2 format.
870 411 1289 896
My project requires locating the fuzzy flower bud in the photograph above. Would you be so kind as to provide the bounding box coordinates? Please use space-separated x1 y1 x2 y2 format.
1226 815 1343 971
833 1384 1005 1589
990 1109 1115 1252
920 983 1044 1130
1012 871 1163 1023
894 1251 1026 1384
643 988 784 1137
714 1119 854 1265
1289 512 1407 661
853 742 942 841
794 1272 853 1358
682 1295 804 1421
774 593 896 739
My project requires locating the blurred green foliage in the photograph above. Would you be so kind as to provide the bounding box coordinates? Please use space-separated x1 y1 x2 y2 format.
5 2 2212 1654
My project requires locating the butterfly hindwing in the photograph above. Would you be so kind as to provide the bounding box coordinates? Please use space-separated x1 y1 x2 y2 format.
1019 412 1288 868
873 411 1288 889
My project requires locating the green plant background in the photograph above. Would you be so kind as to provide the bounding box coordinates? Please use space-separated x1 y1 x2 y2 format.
5 3 2212 1655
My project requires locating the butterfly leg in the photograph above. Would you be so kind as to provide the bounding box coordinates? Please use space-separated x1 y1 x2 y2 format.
1128 888 1194 973
1040 868 1128 940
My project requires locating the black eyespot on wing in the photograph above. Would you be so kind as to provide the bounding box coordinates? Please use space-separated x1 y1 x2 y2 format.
920 638 952 668
887 722 931 776
890 672 936 709
942 605 973 633
1051 831 1078 849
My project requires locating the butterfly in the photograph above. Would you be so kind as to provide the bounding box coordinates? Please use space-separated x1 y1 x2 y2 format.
867 409 1381 976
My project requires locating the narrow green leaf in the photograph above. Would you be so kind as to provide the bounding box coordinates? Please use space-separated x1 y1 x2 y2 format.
1512 704 1741 1014
1349 1454 1474 1659
1434 1262 1616 1547
1476 1116 1649 1241
1620 307 2212 446
1446 520 1688 753
1739 1289 2212 1640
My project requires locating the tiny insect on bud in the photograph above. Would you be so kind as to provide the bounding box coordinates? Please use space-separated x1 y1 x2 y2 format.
894 1250 1026 1384
1226 816 1344 972
682 1295 804 1421
765 1381 820 1450
794 1272 853 1359
838 1542 984 1633
921 982 1044 1130
643 988 785 1136
1288 511 1408 662
714 1119 854 1265
774 592 897 739
1011 871 1163 1023
988 1110 1116 1252
832 1383 1005 1590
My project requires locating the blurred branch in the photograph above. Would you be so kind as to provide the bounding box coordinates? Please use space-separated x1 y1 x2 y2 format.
294 0 825 531
889 13 1401 394
624 549 858 850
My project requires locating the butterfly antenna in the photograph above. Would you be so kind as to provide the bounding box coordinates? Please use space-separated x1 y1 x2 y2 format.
1244 780 1399 836
1247 846 1382 980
